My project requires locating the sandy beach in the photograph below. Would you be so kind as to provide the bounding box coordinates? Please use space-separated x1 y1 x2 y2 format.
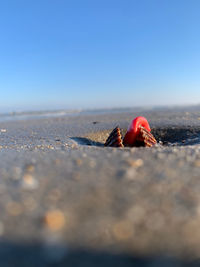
1 107 200 266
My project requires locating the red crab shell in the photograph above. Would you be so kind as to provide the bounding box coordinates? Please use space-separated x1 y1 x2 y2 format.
123 116 151 146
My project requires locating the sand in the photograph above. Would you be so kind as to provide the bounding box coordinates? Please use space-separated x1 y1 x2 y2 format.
1 107 200 266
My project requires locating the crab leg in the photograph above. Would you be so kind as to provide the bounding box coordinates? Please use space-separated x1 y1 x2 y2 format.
138 126 157 147
104 126 124 147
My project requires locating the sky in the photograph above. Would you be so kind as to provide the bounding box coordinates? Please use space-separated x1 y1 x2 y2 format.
1 0 200 112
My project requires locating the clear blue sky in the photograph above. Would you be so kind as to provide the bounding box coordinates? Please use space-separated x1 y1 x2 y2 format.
1 0 200 111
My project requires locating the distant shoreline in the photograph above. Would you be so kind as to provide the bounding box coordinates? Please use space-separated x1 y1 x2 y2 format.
1 104 200 123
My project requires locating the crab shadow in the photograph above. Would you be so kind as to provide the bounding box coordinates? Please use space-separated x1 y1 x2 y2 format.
152 127 200 146
71 137 104 147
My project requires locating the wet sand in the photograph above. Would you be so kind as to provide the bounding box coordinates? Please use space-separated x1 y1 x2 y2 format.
1 108 200 266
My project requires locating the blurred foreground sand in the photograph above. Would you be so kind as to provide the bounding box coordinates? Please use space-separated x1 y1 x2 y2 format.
0 108 200 266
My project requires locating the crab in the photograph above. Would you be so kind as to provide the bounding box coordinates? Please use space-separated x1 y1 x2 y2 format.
104 116 157 148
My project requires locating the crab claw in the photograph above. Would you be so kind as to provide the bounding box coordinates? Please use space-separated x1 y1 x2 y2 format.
123 116 157 147
104 126 124 147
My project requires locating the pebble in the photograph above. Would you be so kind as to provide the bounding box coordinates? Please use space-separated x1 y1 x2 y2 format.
126 158 144 168
44 210 66 231
113 220 134 240
21 173 38 190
